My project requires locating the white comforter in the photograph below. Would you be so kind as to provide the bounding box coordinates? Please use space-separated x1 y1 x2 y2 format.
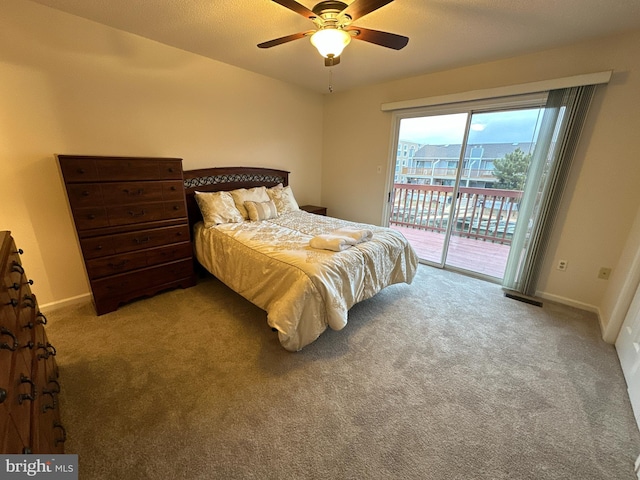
194 210 418 351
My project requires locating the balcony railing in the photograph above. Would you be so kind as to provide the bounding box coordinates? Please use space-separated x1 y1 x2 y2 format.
401 167 496 179
390 184 523 245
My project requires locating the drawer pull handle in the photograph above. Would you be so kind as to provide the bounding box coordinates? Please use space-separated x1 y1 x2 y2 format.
8 279 31 290
23 320 34 330
5 298 18 307
88 214 96 220
128 210 146 217
19 374 36 404
170 186 177 191
0 327 18 351
37 312 48 325
123 188 144 196
109 261 128 269
14 248 24 255
134 236 151 244
168 167 175 173
11 262 24 274
22 295 36 308
81 191 90 196
46 379 61 394
173 205 180 210
77 168 85 174
53 423 67 446
0 388 6 404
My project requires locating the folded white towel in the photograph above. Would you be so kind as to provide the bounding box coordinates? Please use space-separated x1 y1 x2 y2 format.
309 234 357 252
332 227 373 243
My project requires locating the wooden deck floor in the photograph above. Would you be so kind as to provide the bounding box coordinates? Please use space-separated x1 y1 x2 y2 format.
391 225 511 279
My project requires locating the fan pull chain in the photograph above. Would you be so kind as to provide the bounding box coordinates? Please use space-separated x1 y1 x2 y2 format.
328 68 333 94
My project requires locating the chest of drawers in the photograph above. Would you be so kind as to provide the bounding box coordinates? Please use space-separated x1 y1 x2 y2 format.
1 231 65 454
58 155 196 315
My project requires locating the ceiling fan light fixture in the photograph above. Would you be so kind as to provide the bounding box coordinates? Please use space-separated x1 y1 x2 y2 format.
310 28 351 58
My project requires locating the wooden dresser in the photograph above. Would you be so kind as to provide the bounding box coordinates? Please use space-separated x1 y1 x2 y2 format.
57 155 196 315
1 231 65 453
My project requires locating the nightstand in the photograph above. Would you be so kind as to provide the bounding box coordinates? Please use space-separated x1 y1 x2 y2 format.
300 205 327 216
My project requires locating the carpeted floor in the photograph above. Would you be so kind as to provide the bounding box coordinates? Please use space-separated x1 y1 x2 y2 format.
45 265 640 479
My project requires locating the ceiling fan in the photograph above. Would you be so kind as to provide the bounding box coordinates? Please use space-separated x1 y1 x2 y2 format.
258 0 409 67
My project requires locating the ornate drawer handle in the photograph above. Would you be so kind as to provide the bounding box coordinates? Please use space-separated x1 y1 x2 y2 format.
37 342 56 359
9 279 32 290
45 379 61 394
128 210 146 217
22 294 36 308
0 327 18 351
134 236 151 244
53 423 67 446
5 298 18 307
21 341 35 350
19 374 36 404
37 312 48 325
11 262 24 274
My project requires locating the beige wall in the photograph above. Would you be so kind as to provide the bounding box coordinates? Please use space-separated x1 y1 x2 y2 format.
0 0 323 308
322 29 640 335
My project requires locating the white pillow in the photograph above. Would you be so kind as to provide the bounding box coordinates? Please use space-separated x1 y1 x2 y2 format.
267 184 300 214
245 200 278 221
230 186 270 219
195 191 244 227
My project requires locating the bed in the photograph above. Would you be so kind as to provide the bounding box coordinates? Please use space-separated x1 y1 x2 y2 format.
183 166 418 351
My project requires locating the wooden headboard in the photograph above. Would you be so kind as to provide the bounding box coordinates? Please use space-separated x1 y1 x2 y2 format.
183 166 289 232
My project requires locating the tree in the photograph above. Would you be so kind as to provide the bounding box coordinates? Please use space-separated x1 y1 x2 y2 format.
492 148 532 190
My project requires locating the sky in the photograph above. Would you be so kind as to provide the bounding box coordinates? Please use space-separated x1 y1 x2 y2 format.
399 109 543 145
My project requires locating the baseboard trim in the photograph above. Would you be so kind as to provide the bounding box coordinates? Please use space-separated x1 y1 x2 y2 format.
40 293 92 314
535 290 607 340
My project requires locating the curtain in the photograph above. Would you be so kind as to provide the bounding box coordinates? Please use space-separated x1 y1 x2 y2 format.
502 85 598 296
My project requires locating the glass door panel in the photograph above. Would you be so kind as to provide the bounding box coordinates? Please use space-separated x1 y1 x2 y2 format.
390 113 468 266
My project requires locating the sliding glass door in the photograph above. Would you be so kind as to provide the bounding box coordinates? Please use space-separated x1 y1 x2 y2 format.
388 96 547 280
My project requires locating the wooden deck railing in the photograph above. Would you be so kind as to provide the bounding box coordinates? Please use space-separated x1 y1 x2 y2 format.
389 184 523 245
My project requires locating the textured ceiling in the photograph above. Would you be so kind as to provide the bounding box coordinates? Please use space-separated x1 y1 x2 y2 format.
29 0 640 94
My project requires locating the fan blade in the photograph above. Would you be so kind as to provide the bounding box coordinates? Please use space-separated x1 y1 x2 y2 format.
271 0 317 20
341 0 394 21
258 31 314 49
346 26 409 50
325 55 341 67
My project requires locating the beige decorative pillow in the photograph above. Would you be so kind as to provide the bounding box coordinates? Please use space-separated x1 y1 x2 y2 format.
245 200 278 221
230 187 270 219
195 191 244 227
267 184 300 214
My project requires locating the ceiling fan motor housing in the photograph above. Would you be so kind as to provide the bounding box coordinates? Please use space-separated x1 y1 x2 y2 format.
312 1 350 17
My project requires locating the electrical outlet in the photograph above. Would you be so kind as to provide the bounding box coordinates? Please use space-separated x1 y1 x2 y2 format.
598 267 612 280
557 260 567 271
